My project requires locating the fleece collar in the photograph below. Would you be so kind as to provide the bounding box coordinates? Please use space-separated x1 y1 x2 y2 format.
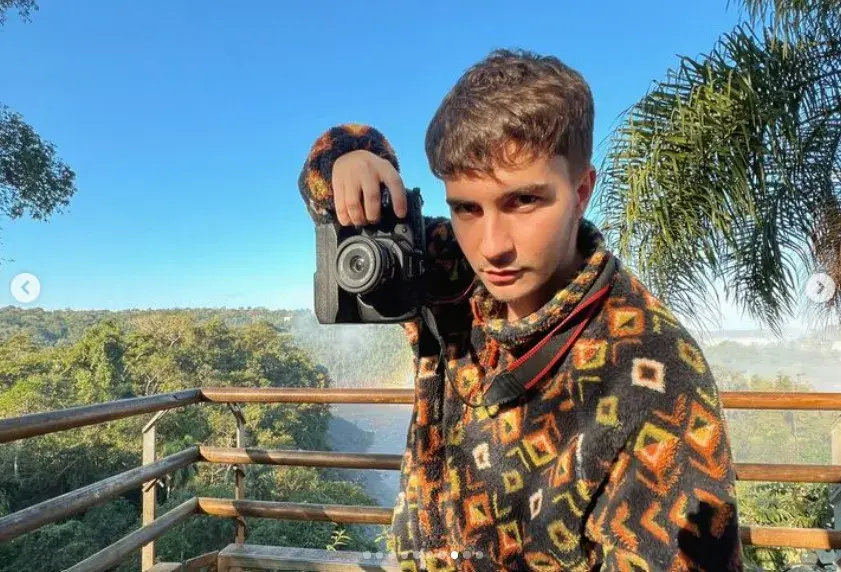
469 218 613 350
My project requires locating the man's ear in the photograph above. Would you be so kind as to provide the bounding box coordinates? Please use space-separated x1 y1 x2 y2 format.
575 165 597 218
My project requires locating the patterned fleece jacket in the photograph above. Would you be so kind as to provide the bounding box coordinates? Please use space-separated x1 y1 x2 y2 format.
298 124 743 572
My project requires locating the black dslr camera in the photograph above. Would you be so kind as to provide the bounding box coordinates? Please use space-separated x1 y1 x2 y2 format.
313 186 426 324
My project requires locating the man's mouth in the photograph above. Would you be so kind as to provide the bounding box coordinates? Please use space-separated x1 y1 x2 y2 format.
484 269 523 285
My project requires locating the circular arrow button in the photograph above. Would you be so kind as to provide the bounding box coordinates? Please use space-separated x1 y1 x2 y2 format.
805 272 836 304
10 273 41 303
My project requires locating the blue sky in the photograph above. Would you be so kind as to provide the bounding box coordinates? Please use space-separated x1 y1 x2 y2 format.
0 0 760 327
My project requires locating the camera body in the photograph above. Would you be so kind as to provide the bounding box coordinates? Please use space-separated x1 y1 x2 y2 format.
313 186 426 324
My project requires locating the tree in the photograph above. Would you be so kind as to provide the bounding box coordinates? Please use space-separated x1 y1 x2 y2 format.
1 1 77 258
595 0 841 336
737 481 834 570
0 1 36 25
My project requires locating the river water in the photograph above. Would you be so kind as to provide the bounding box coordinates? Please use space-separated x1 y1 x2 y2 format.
327 403 413 507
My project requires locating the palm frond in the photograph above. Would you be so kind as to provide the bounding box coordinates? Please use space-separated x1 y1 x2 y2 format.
595 15 841 335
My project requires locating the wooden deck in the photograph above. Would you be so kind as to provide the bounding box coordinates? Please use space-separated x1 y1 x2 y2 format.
217 543 400 571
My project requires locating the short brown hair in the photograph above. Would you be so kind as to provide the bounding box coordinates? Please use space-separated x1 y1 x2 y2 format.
425 48 595 180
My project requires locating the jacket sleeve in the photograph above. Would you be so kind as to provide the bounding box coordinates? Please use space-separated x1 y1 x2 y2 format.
298 123 400 224
583 340 743 571
297 124 475 304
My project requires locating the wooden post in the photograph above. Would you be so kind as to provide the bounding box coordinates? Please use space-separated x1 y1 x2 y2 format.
141 410 169 571
229 404 247 545
830 415 841 569
227 405 248 572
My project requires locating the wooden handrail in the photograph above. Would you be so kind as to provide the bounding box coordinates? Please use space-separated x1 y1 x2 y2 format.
194 496 841 550
203 387 841 410
0 389 203 444
64 497 198 572
198 446 841 484
0 447 200 543
199 446 402 470
740 526 841 550
736 463 841 483
722 392 841 410
1 389 837 447
197 497 394 525
201 386 413 404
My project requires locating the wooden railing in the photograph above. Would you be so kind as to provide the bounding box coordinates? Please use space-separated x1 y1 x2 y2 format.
0 388 840 570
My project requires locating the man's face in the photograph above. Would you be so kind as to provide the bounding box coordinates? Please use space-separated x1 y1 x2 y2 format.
444 153 596 321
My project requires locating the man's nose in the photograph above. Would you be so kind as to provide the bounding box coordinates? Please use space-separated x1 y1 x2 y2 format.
478 216 515 265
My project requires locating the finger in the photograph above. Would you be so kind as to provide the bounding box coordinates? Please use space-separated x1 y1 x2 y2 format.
379 164 407 218
360 168 383 224
345 182 367 227
332 178 348 226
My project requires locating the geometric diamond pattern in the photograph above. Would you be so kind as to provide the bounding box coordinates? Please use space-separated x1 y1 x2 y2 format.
677 338 708 375
522 429 559 468
502 469 524 494
572 339 608 370
633 422 682 496
631 357 666 393
529 488 543 519
608 306 645 338
596 395 619 427
497 520 523 561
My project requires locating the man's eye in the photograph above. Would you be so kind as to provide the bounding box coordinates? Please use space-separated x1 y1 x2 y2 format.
515 195 539 207
453 204 478 215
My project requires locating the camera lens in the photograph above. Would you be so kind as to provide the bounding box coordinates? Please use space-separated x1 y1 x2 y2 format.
350 255 366 273
335 236 394 294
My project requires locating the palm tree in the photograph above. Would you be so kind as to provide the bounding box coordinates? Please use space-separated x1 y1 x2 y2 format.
595 0 841 337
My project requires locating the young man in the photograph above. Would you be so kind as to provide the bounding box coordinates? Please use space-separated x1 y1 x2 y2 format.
298 49 742 571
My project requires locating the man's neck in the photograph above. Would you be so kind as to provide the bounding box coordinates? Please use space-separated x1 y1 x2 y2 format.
506 249 586 322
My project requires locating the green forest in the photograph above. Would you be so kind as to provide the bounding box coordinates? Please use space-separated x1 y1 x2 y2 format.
0 307 837 571
0 306 411 571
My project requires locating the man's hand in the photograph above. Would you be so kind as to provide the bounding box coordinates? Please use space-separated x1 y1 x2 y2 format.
332 150 408 226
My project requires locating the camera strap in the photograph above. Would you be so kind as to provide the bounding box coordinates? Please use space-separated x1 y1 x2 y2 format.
420 253 616 409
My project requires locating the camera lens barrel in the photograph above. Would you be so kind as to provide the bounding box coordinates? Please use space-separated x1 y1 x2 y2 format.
335 235 395 294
